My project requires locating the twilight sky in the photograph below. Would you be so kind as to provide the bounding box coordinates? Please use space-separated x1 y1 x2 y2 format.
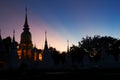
0 0 120 52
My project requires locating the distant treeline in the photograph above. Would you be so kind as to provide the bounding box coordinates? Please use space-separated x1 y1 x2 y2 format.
48 35 120 65
1 35 120 65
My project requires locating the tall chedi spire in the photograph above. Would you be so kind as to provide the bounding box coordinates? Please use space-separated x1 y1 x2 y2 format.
24 8 29 31
19 6 33 62
19 7 33 50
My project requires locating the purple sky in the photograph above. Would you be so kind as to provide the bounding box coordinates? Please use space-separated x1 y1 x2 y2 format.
1 0 120 52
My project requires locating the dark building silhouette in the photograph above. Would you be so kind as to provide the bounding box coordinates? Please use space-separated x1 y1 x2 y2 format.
17 8 53 69
0 30 7 70
0 30 5 61
42 31 54 68
9 30 19 69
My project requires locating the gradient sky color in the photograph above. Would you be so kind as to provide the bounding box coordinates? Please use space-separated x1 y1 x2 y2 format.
0 0 120 52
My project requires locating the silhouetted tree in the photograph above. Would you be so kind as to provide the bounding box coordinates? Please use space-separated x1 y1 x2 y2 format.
70 44 79 63
101 36 118 61
70 43 84 64
81 35 103 62
110 40 120 62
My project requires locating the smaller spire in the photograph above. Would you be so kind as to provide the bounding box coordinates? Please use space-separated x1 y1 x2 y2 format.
67 40 69 53
13 29 15 36
44 31 48 50
13 29 15 42
45 31 47 40
11 29 17 49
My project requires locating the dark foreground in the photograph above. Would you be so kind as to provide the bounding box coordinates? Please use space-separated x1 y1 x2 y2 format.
1 68 120 80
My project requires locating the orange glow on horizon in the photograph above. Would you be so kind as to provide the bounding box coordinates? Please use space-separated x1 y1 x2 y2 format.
31 26 68 52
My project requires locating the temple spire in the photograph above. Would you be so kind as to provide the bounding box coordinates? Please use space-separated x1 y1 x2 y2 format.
44 31 48 50
45 31 47 41
67 40 69 53
23 7 29 32
24 7 28 27
13 29 15 42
